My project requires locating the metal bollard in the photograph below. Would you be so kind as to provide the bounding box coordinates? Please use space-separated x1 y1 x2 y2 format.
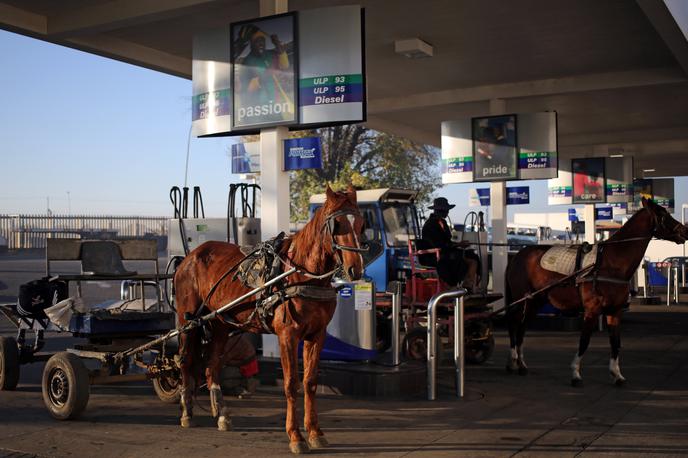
392 281 403 366
427 288 467 401
667 264 672 307
453 295 465 398
674 266 680 304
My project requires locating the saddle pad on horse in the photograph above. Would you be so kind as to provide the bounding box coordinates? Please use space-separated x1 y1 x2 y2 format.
539 244 598 276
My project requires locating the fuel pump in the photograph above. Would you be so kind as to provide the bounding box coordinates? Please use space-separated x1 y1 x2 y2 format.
227 184 261 246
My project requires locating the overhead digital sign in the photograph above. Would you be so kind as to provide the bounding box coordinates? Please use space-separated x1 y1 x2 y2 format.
192 7 366 136
231 13 297 130
572 158 606 204
472 114 518 182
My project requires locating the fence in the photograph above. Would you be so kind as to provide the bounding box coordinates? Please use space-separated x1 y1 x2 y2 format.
0 214 168 250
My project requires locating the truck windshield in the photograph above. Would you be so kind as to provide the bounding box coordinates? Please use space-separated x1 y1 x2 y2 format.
382 203 419 247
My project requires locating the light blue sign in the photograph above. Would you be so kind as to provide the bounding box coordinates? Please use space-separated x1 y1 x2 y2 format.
284 137 323 171
506 186 530 205
474 186 529 206
595 207 613 220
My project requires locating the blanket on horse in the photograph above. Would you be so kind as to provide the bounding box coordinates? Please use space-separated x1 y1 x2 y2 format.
539 244 598 276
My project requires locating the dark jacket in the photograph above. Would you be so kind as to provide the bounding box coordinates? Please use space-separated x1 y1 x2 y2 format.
422 213 453 250
420 212 467 285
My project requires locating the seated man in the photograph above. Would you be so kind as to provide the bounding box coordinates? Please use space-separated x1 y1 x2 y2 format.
421 197 480 292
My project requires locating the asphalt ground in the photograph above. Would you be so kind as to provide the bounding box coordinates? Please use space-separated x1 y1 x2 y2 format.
1 251 688 457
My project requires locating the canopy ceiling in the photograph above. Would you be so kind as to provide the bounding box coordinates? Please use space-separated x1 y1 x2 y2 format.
2 0 688 177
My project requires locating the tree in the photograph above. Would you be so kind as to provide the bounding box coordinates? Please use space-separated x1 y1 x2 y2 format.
288 125 441 221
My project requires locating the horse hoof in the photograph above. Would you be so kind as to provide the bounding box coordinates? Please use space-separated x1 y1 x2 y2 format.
308 436 329 449
289 441 310 454
571 378 583 387
180 416 196 428
217 416 232 431
518 367 528 376
614 377 626 387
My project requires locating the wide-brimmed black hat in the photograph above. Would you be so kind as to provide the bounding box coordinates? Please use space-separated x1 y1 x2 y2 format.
428 197 455 211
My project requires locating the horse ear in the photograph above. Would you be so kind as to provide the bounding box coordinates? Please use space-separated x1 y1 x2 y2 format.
641 196 649 208
325 184 336 201
346 185 357 204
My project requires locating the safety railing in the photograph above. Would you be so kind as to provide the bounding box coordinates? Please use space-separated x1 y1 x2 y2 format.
0 214 167 249
427 288 467 401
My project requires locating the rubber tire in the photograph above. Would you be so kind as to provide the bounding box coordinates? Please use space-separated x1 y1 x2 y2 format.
402 328 443 362
152 374 182 404
0 336 20 391
42 352 90 420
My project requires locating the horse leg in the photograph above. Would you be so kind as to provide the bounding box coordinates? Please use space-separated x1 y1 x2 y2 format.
506 302 529 375
207 328 231 431
505 306 522 373
179 329 197 428
607 310 626 386
571 312 598 387
278 331 308 454
303 331 327 449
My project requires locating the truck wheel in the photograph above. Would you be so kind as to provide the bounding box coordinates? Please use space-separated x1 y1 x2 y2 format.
0 336 20 390
152 374 182 404
42 352 90 420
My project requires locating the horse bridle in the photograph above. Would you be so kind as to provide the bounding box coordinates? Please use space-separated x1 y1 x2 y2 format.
650 207 685 241
323 209 369 254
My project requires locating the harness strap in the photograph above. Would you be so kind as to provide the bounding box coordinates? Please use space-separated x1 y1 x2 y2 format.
577 276 630 286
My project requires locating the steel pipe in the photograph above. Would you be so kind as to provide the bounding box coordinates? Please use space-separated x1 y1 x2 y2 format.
427 287 467 401
391 282 402 366
453 295 465 398
667 265 672 307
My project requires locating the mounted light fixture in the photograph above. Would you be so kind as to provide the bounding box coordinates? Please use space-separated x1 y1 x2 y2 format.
609 154 624 158
394 38 433 59
643 168 656 172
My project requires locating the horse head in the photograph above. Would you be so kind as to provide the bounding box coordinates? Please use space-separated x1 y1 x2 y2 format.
322 185 367 281
642 197 688 244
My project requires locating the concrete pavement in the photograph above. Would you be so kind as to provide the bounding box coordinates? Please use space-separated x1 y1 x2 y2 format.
1 253 688 457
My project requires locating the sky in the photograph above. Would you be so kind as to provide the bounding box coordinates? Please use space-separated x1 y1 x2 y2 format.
1 29 685 224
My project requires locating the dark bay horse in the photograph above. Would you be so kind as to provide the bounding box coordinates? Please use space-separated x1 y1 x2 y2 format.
173 186 365 454
505 198 688 385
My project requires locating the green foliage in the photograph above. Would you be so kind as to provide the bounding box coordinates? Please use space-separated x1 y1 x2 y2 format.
236 126 441 222
288 125 441 221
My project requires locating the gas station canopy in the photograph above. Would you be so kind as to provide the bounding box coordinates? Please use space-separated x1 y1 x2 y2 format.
2 0 688 177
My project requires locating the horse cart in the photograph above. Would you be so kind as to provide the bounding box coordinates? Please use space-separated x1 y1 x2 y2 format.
0 238 267 420
0 238 185 419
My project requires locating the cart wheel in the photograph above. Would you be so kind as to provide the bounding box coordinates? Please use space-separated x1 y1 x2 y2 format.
152 374 182 404
402 328 442 362
42 352 90 420
0 336 20 391
465 334 495 365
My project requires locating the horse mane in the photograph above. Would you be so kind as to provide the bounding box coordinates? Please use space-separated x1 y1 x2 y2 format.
281 190 354 277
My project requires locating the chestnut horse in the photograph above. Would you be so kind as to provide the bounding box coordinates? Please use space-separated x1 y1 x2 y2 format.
173 186 365 454
505 198 688 385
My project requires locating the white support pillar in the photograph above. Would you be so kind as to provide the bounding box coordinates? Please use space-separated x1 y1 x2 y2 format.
258 0 290 240
259 0 290 358
260 126 290 239
489 99 508 306
584 204 596 244
491 182 508 303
